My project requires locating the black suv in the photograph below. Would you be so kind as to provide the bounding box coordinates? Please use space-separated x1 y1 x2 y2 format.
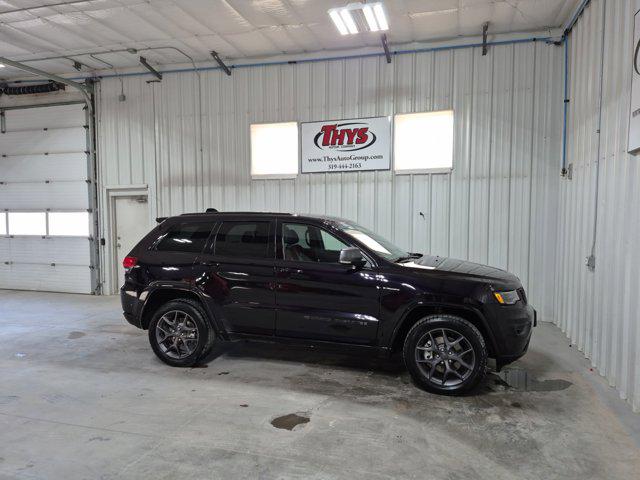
121 211 535 394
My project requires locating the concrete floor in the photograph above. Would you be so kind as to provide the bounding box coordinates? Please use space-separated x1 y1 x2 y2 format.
0 290 639 480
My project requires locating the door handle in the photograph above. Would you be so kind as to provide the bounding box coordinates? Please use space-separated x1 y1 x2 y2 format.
201 261 219 267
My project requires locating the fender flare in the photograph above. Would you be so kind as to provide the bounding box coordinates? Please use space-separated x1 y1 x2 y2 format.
139 284 228 339
389 301 499 355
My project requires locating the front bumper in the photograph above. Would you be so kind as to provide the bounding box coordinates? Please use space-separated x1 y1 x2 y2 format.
484 302 536 368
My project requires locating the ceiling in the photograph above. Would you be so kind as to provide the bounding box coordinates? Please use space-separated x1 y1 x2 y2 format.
0 0 579 79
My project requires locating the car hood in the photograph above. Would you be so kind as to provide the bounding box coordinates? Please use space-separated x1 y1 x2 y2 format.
398 254 520 284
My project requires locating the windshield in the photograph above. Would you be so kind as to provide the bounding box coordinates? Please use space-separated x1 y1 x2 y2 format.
333 219 408 261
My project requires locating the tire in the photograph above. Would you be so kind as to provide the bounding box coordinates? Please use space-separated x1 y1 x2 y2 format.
403 314 487 395
148 299 216 367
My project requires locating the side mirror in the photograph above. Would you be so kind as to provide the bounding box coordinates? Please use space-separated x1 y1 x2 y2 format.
339 247 366 269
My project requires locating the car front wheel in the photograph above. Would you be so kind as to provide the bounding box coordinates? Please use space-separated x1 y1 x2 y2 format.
148 299 215 367
403 314 487 394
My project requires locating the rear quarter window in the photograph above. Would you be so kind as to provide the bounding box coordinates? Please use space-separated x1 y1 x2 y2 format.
155 222 215 254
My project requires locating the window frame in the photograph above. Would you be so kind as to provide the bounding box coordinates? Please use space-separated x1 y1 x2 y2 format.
250 121 299 179
393 109 455 175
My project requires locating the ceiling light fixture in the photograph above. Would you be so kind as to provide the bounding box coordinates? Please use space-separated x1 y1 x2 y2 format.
328 2 389 35
329 10 349 35
362 5 379 31
373 3 388 30
0 63 5 68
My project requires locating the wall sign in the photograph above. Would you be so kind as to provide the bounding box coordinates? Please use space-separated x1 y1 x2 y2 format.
301 116 391 173
628 9 640 154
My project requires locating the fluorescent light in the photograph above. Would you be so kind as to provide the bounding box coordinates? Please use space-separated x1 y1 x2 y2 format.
363 5 379 31
329 9 349 35
373 3 389 31
0 64 5 68
339 9 358 34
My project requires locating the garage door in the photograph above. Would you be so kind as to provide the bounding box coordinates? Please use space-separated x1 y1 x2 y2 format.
0 103 95 294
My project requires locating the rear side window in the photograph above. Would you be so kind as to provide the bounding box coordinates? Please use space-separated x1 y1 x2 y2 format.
155 222 214 253
215 222 271 259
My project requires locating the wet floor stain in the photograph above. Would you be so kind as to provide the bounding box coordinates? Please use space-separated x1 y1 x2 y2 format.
239 404 249 408
68 331 86 339
492 369 572 392
271 413 310 430
218 371 229 375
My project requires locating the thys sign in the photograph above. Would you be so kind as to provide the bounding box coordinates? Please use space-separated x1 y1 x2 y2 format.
301 116 391 173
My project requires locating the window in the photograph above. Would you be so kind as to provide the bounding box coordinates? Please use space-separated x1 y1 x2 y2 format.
156 222 214 253
48 212 89 236
0 213 6 235
394 110 454 173
334 219 407 261
8 212 46 236
282 223 348 263
250 122 298 177
215 222 271 259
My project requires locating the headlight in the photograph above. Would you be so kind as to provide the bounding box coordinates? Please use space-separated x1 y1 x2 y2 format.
493 289 520 305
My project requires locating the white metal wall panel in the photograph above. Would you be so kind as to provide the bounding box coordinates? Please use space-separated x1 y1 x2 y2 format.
97 41 563 318
0 103 92 294
559 0 640 411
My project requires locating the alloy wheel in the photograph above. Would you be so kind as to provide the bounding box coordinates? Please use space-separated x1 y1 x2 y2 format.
155 310 200 359
415 328 476 387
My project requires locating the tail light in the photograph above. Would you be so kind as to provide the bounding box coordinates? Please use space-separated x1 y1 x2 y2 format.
122 256 138 269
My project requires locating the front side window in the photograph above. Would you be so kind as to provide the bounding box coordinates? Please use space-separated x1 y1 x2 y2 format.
155 222 214 253
215 222 271 259
333 219 407 261
282 223 348 263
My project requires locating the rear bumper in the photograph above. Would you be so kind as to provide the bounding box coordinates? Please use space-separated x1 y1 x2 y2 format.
120 286 143 328
484 303 536 368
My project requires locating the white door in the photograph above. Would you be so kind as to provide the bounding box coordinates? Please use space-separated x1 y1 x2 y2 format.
0 103 94 294
114 196 150 288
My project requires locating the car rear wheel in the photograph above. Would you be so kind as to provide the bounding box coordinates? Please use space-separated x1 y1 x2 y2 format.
403 314 487 394
148 299 215 367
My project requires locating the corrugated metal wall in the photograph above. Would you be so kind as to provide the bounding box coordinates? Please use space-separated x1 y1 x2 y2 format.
558 0 640 411
97 41 563 324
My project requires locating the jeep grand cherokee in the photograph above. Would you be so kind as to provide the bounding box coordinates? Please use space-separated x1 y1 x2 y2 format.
121 211 536 394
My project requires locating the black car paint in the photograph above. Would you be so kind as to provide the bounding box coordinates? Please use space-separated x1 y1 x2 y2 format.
121 212 535 368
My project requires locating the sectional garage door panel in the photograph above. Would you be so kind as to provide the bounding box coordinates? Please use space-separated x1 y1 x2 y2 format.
0 263 92 294
0 102 93 294
0 237 91 265
0 154 87 182
0 182 89 210
0 128 87 156
5 104 86 131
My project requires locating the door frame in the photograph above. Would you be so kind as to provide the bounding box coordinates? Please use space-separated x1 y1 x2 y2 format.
104 185 150 294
